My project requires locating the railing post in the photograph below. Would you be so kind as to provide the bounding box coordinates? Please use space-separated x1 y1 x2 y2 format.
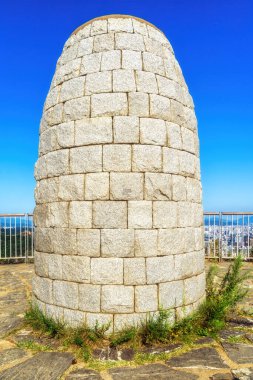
25 213 28 264
219 212 222 261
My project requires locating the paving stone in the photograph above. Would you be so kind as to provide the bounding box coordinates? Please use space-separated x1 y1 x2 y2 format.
109 363 198 379
222 343 253 364
245 334 253 343
93 346 135 361
0 348 27 366
141 343 181 355
227 316 253 327
12 330 60 349
66 368 102 379
93 347 118 361
194 337 216 345
219 329 245 340
232 367 253 380
0 352 75 380
93 346 134 361
210 373 233 380
0 316 23 338
166 347 228 369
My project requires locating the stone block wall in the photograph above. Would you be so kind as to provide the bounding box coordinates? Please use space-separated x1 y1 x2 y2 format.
33 15 205 332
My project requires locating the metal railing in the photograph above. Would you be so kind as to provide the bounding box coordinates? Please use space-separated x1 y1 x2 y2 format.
0 214 34 262
204 212 253 260
1 212 253 262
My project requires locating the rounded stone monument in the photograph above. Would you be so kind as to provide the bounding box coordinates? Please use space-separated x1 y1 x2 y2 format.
33 15 205 331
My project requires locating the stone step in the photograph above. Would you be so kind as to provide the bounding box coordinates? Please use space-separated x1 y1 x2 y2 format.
0 352 75 380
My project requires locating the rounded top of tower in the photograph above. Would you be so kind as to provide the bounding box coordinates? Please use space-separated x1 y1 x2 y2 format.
71 14 165 36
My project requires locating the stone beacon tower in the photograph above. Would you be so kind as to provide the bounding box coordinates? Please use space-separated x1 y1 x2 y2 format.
33 15 205 331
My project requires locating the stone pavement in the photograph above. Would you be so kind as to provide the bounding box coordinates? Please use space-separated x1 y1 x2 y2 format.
0 262 252 379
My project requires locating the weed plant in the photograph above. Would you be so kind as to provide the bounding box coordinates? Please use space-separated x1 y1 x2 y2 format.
25 256 250 354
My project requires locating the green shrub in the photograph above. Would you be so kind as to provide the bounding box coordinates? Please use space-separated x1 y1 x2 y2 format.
24 303 65 338
171 256 251 338
140 309 171 345
25 257 250 352
198 255 251 334
110 326 138 347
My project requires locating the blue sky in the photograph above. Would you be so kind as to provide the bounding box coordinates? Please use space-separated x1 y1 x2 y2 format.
0 0 252 213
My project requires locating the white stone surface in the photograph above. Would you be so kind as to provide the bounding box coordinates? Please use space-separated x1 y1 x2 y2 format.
150 94 171 120
122 50 142 70
91 258 123 284
101 50 121 71
140 118 166 146
60 77 85 102
132 145 162 172
85 172 109 200
91 20 107 36
62 255 90 283
69 201 92 228
64 309 85 327
113 69 136 92
101 285 134 313
53 228 77 255
158 228 185 256
167 122 182 149
70 145 102 173
134 229 157 257
34 15 204 331
85 71 112 94
79 284 101 312
108 17 133 33
103 144 131 172
48 254 63 280
128 92 149 117
172 175 186 201
115 32 144 51
77 37 93 57
91 93 128 117
110 173 143 200
80 53 101 74
163 147 180 174
135 285 157 312
93 201 127 228
146 256 174 284
128 201 152 228
64 97 90 122
113 116 139 143
153 201 177 228
75 117 112 146
33 275 53 304
34 251 49 277
144 173 171 200
93 33 114 52
143 52 165 75
136 71 158 93
77 229 100 256
86 313 113 334
53 280 78 309
57 121 75 147
114 313 146 331
124 258 146 285
101 229 134 257
159 280 184 308
58 174 84 201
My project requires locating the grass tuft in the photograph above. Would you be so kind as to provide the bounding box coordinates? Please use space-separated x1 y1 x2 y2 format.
140 309 171 345
16 340 51 352
24 303 65 338
171 256 251 339
110 326 138 347
24 257 251 364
